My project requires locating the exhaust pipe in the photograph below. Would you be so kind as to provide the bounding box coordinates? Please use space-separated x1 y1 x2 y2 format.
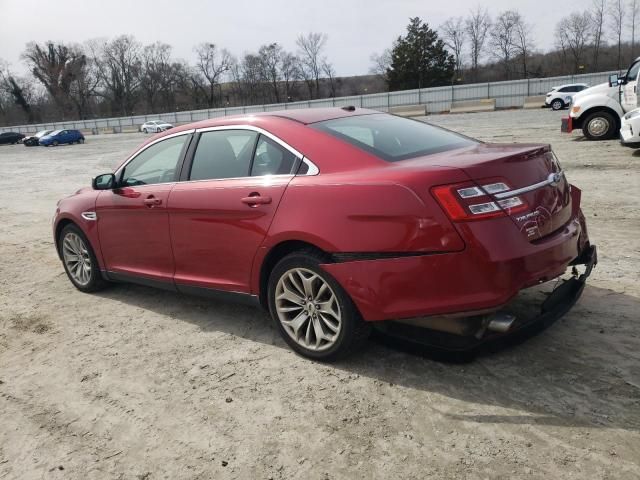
487 313 516 333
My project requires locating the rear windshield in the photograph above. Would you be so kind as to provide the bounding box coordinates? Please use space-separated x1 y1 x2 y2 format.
311 114 476 162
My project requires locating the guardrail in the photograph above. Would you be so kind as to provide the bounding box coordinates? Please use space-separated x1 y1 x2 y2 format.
0 70 617 134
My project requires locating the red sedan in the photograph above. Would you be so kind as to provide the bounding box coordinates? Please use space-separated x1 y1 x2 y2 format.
53 108 596 360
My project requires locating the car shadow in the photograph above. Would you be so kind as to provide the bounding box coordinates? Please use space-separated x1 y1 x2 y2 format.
94 282 640 433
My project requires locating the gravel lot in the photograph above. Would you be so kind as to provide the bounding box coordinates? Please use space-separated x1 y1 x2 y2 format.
0 109 639 479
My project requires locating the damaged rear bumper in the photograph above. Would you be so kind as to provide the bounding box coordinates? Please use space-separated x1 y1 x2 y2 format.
374 244 597 354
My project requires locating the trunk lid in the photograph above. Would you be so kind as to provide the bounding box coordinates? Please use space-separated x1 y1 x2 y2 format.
404 143 572 241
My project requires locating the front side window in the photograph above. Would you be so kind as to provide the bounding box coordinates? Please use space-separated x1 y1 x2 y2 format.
251 135 298 176
121 135 188 186
627 61 640 83
312 114 476 162
189 130 258 181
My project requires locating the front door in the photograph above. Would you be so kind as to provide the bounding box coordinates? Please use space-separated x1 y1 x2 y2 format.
622 60 640 112
169 129 300 293
96 133 191 282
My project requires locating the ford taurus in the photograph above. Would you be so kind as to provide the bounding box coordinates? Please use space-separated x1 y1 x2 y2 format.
53 108 596 360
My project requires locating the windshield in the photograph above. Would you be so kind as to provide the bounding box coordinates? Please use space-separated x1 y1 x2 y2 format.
311 114 476 162
35 130 50 137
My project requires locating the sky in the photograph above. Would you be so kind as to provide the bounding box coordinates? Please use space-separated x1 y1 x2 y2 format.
0 0 589 77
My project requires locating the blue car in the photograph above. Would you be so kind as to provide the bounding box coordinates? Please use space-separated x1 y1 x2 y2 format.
39 129 85 146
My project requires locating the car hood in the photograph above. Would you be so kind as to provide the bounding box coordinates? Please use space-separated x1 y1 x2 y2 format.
573 81 618 102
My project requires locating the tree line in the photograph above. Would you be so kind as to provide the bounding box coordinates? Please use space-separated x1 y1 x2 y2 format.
0 33 342 125
2 1 640 127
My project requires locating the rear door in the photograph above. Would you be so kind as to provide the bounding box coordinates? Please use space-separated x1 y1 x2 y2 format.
168 128 300 293
96 132 191 281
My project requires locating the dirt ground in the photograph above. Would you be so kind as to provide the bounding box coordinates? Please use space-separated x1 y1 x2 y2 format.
0 109 638 480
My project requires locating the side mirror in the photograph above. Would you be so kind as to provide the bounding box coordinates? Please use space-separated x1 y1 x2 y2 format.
92 173 116 190
609 74 619 87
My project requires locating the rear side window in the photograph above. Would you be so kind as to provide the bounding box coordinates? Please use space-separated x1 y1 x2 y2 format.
312 114 476 162
190 130 258 180
251 135 298 176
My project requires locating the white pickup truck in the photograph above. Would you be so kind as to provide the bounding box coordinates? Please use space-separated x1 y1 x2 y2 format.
561 57 640 140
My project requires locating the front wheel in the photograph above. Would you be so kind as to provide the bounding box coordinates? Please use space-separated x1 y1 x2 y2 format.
268 250 370 361
59 224 108 293
143 128 148 134
582 111 617 140
551 98 564 111
52 140 59 146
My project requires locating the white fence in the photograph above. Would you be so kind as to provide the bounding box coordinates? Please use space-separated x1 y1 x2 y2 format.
0 70 617 135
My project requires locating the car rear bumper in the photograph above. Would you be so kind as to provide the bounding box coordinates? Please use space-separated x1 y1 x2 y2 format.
373 243 596 355
321 207 591 323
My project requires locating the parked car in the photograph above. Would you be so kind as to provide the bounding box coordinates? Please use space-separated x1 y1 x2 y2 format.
619 107 640 147
140 120 174 133
23 130 53 147
39 129 85 146
0 131 25 145
562 57 640 140
53 107 596 361
544 83 589 110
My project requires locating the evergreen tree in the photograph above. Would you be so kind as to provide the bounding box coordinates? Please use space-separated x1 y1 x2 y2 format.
387 17 455 91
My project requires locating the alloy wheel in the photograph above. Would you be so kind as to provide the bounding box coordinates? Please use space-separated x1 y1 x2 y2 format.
275 268 342 352
62 232 92 286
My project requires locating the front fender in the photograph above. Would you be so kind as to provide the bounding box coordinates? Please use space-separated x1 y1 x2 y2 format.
571 93 624 120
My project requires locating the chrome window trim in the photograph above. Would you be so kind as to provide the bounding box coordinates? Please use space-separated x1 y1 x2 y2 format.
115 129 195 178
494 171 564 199
114 125 320 183
176 174 295 186
194 125 320 177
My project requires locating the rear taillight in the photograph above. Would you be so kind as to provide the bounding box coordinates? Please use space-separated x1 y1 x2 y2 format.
432 179 528 221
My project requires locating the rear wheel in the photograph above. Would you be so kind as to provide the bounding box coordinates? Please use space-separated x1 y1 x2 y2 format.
551 98 564 111
78 138 84 144
143 128 148 134
59 224 108 293
582 111 617 140
268 249 370 361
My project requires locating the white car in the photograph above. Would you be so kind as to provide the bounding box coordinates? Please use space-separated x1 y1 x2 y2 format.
545 83 589 110
620 107 640 147
140 120 174 133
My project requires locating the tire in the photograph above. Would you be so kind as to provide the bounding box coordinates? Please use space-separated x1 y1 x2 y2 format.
58 224 108 293
143 128 148 134
551 98 564 111
52 140 59 146
78 138 84 144
582 111 617 140
267 248 370 361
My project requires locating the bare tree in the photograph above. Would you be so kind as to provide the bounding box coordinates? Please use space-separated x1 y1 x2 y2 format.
89 35 142 116
140 42 172 112
465 6 491 80
490 11 520 79
22 41 89 118
513 13 534 78
296 32 328 99
280 52 300 101
630 0 640 58
322 61 337 97
440 17 466 79
610 0 626 69
591 0 607 69
556 12 592 73
369 48 391 84
258 43 283 103
0 60 35 122
193 43 232 107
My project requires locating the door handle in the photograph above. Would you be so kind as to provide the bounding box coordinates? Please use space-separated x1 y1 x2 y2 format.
241 194 272 206
143 196 162 207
